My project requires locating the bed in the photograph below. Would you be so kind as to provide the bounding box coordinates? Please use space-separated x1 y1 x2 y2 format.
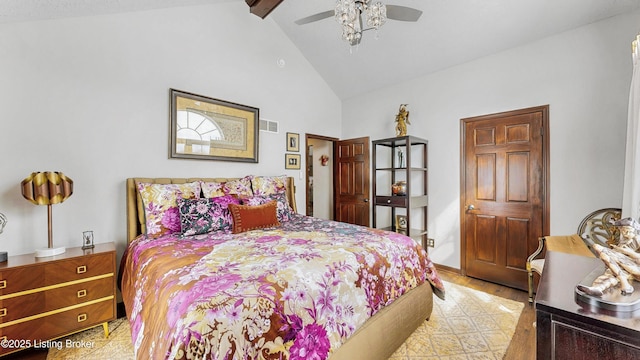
120 176 444 360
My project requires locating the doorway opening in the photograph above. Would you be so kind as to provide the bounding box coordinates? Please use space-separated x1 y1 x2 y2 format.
306 134 338 219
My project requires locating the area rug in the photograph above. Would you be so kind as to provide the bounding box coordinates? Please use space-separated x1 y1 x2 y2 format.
46 317 134 360
47 281 523 360
390 281 524 359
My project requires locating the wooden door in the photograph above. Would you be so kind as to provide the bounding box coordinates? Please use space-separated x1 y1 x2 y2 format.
461 106 549 290
335 136 370 226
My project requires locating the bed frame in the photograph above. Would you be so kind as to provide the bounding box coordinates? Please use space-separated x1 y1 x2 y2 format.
124 177 433 360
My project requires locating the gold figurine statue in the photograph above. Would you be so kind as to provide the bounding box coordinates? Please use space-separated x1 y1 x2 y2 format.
395 104 410 137
576 217 640 297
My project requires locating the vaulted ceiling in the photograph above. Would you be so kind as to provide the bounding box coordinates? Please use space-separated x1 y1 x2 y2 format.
272 0 640 99
2 0 640 99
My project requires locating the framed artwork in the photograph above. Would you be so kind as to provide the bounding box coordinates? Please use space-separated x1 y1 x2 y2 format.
286 132 300 152
395 214 408 233
169 89 259 162
285 153 301 170
82 230 94 250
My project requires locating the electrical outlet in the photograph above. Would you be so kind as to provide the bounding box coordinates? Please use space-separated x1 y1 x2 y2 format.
426 238 435 247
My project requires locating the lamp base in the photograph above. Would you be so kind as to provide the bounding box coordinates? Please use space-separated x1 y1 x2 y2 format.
35 247 66 258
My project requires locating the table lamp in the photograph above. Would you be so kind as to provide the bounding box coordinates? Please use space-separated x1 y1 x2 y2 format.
21 172 73 258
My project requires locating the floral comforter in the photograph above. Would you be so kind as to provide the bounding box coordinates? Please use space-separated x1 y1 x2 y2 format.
120 215 445 360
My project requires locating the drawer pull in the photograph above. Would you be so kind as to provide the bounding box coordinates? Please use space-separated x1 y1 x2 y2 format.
77 313 87 322
77 289 87 298
0 308 6 317
387 199 391 204
0 280 6 289
77 265 87 274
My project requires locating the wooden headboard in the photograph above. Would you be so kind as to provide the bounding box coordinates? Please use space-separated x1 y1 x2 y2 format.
126 177 297 242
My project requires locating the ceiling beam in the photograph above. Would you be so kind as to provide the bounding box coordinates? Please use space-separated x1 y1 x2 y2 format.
245 0 285 19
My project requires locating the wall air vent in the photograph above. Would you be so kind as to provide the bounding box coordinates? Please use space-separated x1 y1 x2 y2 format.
260 119 279 133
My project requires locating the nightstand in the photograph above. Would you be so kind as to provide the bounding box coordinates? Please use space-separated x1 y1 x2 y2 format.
0 243 116 356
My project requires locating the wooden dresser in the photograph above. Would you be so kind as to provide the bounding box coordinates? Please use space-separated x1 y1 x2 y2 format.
535 251 640 359
0 243 116 356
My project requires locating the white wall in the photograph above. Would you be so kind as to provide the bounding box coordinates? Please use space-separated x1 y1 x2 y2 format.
0 2 341 257
342 11 640 269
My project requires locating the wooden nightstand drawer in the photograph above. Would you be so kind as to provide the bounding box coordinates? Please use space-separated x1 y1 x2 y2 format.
46 276 114 309
0 298 114 355
0 276 114 323
375 196 407 207
0 267 45 295
0 252 112 296
46 253 114 285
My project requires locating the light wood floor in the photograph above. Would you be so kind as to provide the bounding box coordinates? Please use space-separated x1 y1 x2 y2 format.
437 268 536 360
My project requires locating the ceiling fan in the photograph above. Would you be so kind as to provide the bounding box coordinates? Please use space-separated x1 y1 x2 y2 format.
295 0 422 46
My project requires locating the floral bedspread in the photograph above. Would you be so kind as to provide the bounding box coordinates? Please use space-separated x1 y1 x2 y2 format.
120 215 444 360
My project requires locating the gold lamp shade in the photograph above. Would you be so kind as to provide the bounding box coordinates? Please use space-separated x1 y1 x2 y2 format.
21 172 73 205
21 172 73 257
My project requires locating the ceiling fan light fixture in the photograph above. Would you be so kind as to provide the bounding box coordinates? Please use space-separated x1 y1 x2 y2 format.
296 1 421 44
366 2 387 29
341 22 362 45
335 0 358 25
335 0 387 46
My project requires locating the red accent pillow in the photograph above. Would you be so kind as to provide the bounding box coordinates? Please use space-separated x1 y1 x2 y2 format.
228 201 280 234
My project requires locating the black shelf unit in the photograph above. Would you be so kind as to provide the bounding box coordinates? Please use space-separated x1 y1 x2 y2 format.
372 135 428 247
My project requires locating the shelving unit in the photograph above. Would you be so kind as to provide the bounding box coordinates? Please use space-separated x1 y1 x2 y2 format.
372 135 428 248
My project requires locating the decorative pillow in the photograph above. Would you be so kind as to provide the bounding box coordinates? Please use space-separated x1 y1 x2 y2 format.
177 195 240 236
242 193 294 222
228 201 280 234
201 176 253 198
137 182 201 238
251 175 287 196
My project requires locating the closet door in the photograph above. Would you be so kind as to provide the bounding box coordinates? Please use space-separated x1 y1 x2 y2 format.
462 106 549 291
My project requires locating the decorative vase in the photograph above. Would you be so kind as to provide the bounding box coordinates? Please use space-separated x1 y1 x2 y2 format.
392 181 407 196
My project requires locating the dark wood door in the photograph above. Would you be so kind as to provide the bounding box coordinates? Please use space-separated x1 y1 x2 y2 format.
335 137 370 226
461 106 549 290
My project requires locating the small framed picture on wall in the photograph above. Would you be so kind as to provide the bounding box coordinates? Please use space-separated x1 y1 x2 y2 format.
286 132 300 152
285 153 301 170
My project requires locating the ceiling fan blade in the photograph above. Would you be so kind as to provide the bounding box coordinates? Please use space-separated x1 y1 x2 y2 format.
386 5 422 22
295 10 335 25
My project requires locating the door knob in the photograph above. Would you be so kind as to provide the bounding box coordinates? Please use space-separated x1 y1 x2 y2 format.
467 204 477 211
364 198 369 203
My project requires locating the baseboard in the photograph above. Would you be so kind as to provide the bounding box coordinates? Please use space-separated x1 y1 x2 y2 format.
434 263 460 275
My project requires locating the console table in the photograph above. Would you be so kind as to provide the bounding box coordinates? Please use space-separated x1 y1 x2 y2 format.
535 251 640 359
